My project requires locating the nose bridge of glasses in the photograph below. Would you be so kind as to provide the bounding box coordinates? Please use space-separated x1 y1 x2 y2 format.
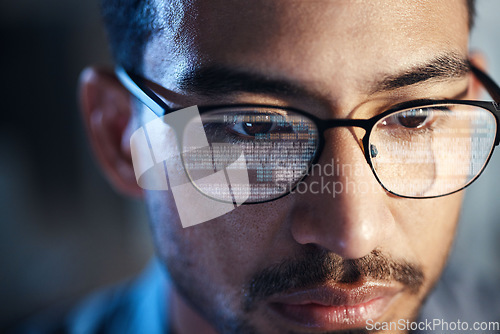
319 119 370 156
313 127 372 186
306 126 380 200
321 118 371 130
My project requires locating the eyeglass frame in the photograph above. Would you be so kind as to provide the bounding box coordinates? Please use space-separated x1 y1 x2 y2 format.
116 63 500 201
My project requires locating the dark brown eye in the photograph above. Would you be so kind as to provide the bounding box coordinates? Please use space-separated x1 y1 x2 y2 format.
242 121 273 135
396 108 430 128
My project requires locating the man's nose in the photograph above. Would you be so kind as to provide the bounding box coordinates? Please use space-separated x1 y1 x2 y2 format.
289 128 394 259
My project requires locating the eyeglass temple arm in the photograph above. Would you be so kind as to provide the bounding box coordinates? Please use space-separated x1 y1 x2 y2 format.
470 63 500 103
115 66 169 117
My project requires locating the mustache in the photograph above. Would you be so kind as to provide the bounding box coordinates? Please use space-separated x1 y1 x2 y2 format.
244 246 424 311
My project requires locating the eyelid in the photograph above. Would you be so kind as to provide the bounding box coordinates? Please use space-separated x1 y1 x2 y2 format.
225 107 290 117
384 108 435 128
361 84 471 119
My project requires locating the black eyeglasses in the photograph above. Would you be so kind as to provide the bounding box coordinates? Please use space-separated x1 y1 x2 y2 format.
116 64 500 204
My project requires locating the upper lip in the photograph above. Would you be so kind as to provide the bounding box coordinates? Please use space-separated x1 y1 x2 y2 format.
267 281 400 307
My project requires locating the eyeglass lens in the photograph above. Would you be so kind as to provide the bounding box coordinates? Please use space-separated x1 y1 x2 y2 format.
370 104 496 197
180 105 496 202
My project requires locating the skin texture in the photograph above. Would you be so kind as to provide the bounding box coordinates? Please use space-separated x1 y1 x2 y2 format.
79 0 487 333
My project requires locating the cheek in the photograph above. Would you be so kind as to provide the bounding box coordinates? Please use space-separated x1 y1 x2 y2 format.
391 193 463 285
147 188 293 288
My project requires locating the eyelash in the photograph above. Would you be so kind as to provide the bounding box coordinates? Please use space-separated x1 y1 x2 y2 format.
203 122 253 144
201 104 454 146
380 108 452 140
203 113 294 143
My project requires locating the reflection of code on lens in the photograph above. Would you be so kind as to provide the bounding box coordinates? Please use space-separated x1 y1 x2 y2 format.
371 106 496 197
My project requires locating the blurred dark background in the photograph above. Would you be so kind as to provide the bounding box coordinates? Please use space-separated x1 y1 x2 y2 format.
0 0 153 328
0 0 499 330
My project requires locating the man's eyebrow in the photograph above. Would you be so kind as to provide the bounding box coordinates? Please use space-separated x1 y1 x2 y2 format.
373 54 470 93
177 65 320 99
177 53 470 99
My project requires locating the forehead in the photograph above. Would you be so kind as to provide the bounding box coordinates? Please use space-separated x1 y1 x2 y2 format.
145 0 469 92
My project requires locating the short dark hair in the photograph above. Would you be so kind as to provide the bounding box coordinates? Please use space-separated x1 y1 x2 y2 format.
100 0 476 74
100 0 155 73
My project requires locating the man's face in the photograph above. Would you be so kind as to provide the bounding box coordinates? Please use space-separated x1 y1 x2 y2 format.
141 1 469 333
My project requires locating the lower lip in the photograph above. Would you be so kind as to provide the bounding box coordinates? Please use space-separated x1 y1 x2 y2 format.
270 296 394 331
